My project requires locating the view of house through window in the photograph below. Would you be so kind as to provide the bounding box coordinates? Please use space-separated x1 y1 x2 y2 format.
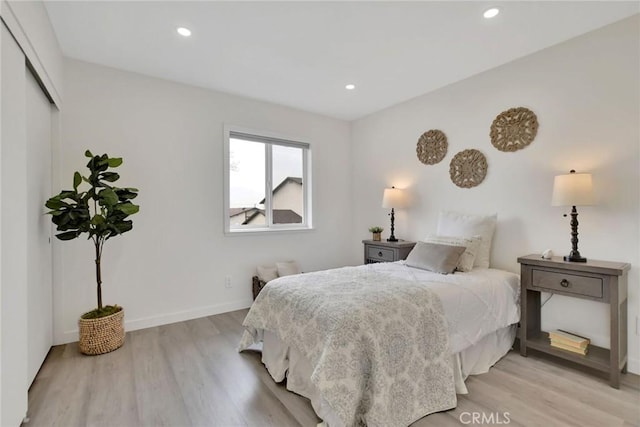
227 130 309 231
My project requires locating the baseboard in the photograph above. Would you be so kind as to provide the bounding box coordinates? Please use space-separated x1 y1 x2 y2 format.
54 298 253 345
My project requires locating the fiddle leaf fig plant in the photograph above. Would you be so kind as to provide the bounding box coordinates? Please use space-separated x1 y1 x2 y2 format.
46 150 139 318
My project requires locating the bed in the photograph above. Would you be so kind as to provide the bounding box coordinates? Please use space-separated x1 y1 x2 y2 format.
239 261 520 427
240 261 520 427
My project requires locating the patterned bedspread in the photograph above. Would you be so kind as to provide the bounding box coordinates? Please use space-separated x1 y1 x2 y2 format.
239 265 457 427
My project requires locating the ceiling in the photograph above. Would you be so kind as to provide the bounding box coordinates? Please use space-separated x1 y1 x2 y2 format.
44 1 639 121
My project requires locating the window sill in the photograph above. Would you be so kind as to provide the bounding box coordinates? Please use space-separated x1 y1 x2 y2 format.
224 227 315 237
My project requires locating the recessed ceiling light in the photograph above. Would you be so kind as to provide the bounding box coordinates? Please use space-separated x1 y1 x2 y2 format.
345 84 355 90
177 27 192 37
483 8 500 19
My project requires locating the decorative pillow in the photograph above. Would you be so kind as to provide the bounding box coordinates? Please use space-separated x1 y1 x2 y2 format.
276 261 301 277
256 265 278 282
405 242 466 275
422 234 482 272
436 211 497 268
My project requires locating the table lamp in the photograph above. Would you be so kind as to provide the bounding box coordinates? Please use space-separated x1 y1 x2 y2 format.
551 170 594 262
382 187 407 242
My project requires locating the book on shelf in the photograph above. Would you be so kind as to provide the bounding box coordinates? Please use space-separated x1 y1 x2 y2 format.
550 340 588 355
550 338 588 350
548 329 590 348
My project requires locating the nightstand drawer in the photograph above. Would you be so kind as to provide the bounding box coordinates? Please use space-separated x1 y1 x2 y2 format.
367 246 394 262
531 269 603 299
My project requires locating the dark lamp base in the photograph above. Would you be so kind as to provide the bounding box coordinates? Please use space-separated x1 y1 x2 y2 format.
564 255 587 263
387 237 398 242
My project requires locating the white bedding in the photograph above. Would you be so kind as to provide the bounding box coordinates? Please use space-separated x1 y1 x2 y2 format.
372 261 521 354
259 324 516 426
240 264 458 426
240 262 521 426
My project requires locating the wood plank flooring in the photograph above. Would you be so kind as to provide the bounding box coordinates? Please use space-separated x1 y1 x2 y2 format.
25 309 639 427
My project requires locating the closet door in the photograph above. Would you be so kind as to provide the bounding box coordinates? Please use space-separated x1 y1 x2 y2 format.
1 22 29 427
25 68 53 385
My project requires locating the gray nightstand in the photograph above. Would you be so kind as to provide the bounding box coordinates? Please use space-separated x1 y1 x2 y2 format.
517 254 630 388
363 240 416 264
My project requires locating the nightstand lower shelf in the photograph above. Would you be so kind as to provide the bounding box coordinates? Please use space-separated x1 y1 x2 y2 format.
526 332 610 373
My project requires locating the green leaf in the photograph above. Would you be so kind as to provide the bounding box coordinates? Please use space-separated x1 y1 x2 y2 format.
98 188 118 206
45 199 67 210
105 220 133 239
117 203 139 215
56 231 80 241
91 214 106 225
115 188 138 200
58 191 77 200
107 157 123 167
85 150 93 158
73 172 82 191
100 172 120 182
95 160 109 172
116 221 133 233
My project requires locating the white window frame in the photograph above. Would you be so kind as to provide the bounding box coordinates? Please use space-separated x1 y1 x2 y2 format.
223 125 313 234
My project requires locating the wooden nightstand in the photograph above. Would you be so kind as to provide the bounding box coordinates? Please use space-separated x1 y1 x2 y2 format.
517 254 630 388
363 240 415 264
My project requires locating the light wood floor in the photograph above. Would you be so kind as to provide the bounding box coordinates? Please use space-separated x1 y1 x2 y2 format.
26 309 639 427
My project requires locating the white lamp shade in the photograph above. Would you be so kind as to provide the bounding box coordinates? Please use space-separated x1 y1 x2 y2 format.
551 172 594 206
382 187 407 208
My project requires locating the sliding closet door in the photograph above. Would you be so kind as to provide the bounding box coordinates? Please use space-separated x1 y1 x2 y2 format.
25 68 53 385
1 22 29 427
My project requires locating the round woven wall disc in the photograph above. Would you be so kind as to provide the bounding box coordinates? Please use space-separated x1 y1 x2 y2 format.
449 149 488 188
416 129 448 165
490 107 538 152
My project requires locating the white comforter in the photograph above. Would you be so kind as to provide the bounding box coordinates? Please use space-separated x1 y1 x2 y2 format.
240 262 520 426
240 265 457 427
372 262 521 354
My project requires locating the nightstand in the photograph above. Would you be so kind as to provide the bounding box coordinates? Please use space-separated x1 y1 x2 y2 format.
363 240 416 264
517 254 630 388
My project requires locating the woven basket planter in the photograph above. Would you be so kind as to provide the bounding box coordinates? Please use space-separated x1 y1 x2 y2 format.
78 307 125 355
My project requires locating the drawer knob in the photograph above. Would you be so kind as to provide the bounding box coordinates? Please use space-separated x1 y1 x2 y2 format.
378 251 383 257
560 279 570 288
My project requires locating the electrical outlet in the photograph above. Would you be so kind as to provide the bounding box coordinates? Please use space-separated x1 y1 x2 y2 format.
224 276 232 288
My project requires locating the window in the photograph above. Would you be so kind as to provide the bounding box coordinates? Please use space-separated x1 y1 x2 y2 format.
224 127 311 233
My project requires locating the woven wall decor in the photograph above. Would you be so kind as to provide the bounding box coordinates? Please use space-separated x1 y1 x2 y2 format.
449 149 488 188
416 129 448 165
490 107 538 152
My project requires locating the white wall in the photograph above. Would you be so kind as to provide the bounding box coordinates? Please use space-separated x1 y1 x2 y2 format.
55 59 352 343
351 16 640 372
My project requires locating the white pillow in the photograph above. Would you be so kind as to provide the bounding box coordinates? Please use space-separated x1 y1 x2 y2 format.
256 265 278 282
276 261 301 277
436 211 497 268
423 235 482 272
